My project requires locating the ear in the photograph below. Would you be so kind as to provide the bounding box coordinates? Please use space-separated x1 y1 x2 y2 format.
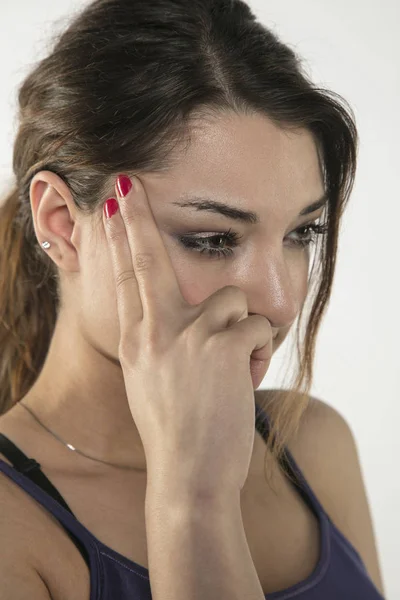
29 171 81 274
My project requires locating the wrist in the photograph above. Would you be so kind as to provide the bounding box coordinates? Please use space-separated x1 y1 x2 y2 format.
145 474 241 520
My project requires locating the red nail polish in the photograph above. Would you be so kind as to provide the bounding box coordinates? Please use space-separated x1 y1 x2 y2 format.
116 175 133 198
104 198 119 219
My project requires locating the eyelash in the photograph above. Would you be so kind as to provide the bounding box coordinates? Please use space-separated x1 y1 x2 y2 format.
178 222 329 259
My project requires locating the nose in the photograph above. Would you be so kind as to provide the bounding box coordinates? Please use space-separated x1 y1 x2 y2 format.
246 253 303 333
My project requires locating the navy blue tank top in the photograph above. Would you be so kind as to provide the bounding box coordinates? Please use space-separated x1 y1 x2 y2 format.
0 402 384 599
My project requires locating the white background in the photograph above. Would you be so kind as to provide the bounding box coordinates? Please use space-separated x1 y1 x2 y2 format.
0 1 398 598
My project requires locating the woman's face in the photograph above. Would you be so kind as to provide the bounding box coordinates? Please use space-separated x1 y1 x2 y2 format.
72 112 326 361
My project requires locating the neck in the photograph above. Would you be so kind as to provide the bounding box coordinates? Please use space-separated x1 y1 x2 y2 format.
21 311 147 471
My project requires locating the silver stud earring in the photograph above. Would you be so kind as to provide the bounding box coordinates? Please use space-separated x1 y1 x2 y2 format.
41 241 51 250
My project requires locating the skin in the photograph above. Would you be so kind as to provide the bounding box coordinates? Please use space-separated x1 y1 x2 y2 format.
1 111 386 598
20 111 325 472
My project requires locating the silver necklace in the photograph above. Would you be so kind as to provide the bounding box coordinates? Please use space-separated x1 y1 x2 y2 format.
19 401 141 471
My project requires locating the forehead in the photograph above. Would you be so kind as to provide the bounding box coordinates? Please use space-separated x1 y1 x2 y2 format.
132 112 325 222
172 112 323 202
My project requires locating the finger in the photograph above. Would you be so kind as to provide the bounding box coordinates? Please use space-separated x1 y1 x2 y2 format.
103 196 144 331
114 174 187 322
220 314 273 363
196 285 249 334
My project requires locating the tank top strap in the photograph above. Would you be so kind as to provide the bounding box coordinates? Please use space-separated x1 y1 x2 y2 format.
0 433 75 514
255 402 328 520
0 435 99 579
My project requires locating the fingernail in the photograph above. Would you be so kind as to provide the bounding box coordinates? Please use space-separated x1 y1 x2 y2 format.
116 174 133 198
104 198 119 219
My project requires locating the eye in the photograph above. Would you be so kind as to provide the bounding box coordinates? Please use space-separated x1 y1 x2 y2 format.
287 221 329 249
177 220 329 260
178 228 242 260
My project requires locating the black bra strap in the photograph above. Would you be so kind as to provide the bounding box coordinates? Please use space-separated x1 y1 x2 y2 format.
0 433 91 567
0 433 75 515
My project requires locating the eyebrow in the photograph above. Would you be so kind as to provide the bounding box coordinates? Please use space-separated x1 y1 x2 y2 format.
172 193 329 225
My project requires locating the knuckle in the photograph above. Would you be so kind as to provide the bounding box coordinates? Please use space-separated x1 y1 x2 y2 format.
118 339 134 365
179 317 202 346
224 285 247 302
107 226 125 244
142 325 172 356
121 210 138 228
133 252 154 274
207 331 241 364
146 328 165 350
119 335 143 366
256 314 271 332
205 331 226 352
115 269 135 289
118 341 129 361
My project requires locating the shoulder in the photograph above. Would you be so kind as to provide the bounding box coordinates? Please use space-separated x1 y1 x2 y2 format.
0 426 90 599
258 389 385 596
0 470 77 599
285 393 355 472
256 389 355 471
258 389 362 504
0 466 49 589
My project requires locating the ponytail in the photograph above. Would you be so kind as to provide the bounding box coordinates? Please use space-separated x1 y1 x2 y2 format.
0 188 59 415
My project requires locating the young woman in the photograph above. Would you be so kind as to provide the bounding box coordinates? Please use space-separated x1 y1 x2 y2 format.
0 0 385 598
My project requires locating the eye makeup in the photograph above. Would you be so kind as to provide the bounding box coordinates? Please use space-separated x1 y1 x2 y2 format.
177 220 328 260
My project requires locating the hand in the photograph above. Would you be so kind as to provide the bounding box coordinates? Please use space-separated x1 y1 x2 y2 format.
103 174 273 496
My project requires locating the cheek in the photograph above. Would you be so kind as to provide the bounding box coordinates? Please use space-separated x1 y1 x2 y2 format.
287 251 310 300
171 264 230 309
79 244 212 358
79 246 122 359
301 260 311 301
172 253 311 310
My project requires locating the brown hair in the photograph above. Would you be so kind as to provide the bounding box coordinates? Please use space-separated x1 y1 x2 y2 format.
0 0 358 480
